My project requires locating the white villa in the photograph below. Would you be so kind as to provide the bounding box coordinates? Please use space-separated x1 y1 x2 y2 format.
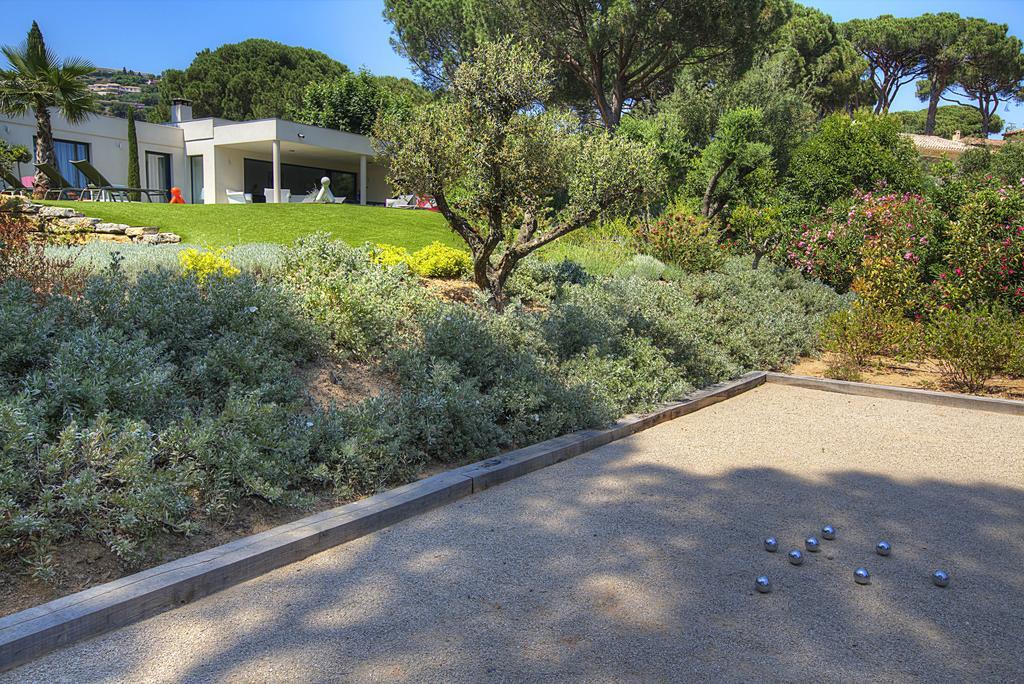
0 99 390 204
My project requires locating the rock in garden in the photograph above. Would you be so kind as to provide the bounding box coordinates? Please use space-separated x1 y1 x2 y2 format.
6 199 39 214
124 225 158 237
91 233 131 243
137 232 182 244
38 205 81 219
47 216 100 234
59 216 100 228
94 222 130 234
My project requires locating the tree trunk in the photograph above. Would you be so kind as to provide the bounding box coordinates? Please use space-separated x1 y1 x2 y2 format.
701 158 734 218
487 250 526 312
593 86 620 131
472 250 491 295
33 104 54 199
752 251 763 270
924 85 942 135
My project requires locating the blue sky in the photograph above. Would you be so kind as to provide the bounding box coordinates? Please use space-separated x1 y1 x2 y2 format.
4 0 1024 131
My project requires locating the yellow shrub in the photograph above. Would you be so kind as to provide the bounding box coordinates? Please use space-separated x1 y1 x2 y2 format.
372 243 414 268
409 242 472 278
369 241 471 278
178 247 240 285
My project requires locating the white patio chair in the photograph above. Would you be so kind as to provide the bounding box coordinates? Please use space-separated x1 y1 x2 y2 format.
386 194 416 209
226 190 252 204
262 188 291 203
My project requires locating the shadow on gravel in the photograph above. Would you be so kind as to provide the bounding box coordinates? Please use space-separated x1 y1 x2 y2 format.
11 429 1023 683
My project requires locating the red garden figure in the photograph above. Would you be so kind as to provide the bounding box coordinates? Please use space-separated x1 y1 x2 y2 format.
168 187 185 203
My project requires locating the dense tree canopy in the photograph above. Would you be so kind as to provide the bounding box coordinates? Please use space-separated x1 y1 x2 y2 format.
383 0 512 90
770 3 867 115
289 70 428 135
617 8 827 203
940 19 1024 137
787 113 922 208
385 0 789 129
894 104 1004 138
155 39 349 121
842 15 925 114
915 13 967 135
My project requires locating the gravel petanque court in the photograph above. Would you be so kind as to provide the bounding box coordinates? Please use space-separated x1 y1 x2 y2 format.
5 383 1023 683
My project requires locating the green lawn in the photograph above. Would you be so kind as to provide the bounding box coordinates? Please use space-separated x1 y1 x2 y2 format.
42 201 461 251
42 200 648 275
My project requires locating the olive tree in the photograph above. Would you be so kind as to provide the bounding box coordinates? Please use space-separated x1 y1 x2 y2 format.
373 39 661 309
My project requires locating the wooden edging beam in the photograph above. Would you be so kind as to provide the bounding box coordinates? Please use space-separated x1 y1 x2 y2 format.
0 371 768 672
765 372 1024 416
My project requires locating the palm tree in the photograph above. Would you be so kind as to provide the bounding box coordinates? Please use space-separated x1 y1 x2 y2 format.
0 21 96 198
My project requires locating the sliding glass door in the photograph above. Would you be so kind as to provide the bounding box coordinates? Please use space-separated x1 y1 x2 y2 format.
146 152 171 200
189 155 204 203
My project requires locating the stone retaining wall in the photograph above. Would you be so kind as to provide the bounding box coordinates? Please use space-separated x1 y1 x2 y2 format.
2 198 182 245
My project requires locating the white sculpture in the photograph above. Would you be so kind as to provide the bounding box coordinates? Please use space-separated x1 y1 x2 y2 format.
313 176 336 204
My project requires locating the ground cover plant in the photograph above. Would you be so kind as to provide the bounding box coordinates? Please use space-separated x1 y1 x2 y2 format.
0 201 842 589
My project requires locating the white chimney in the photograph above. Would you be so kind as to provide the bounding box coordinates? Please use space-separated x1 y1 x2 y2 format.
170 98 193 124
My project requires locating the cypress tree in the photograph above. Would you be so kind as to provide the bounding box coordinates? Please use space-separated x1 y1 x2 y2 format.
27 21 44 57
126 111 140 200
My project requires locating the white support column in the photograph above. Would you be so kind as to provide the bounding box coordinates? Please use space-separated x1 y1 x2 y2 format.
359 155 367 205
271 139 282 204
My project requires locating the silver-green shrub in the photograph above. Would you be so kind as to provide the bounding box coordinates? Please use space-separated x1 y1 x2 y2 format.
1 237 845 580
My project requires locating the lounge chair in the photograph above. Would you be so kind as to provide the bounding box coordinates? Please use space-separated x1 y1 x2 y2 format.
386 194 417 209
34 162 84 200
262 188 291 203
226 189 252 204
0 168 33 197
70 159 167 202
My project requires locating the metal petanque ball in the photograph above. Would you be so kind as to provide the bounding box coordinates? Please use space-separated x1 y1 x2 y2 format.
764 536 779 552
805 536 821 552
876 541 892 556
821 524 836 540
788 549 804 565
756 575 772 593
932 570 951 588
854 567 871 585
